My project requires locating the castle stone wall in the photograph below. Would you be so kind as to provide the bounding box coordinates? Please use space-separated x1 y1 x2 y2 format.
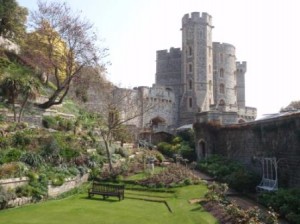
194 112 300 188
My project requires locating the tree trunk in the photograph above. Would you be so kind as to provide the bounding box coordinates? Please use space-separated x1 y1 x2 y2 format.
102 134 113 173
18 94 29 123
36 85 69 109
11 87 17 122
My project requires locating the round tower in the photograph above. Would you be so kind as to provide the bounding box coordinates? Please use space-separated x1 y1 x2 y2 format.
213 42 237 110
180 12 214 125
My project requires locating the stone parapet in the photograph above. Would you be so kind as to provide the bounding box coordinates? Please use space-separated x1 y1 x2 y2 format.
0 177 29 191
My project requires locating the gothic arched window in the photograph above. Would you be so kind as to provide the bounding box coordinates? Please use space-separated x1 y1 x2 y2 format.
208 80 212 91
189 79 193 90
189 63 193 73
220 68 224 78
188 46 192 56
219 99 225 106
219 83 225 94
189 97 193 108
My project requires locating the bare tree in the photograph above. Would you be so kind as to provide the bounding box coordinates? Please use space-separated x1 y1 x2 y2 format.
96 87 156 172
280 100 300 112
26 0 107 109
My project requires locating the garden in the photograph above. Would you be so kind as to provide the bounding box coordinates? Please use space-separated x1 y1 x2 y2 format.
0 184 216 224
0 118 284 224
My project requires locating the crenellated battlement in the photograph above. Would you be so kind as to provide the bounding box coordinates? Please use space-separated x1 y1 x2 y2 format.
156 47 181 60
182 12 212 25
213 42 235 49
236 61 247 72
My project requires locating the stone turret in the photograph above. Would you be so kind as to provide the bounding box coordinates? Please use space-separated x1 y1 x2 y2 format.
236 61 247 108
180 12 214 125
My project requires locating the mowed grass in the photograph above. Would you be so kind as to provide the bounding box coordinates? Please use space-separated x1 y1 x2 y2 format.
0 185 218 224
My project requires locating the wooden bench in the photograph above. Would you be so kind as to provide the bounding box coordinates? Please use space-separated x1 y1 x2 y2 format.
88 182 125 201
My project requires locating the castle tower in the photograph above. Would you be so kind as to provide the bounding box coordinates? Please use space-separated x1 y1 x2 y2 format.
213 42 237 109
155 48 182 125
236 61 246 108
179 12 214 125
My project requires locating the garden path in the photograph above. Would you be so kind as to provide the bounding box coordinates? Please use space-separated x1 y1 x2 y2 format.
192 169 289 224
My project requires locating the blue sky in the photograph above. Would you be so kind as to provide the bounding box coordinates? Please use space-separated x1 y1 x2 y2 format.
17 0 300 118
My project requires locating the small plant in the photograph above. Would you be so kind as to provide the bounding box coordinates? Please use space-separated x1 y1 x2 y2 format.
15 184 33 197
50 174 65 186
12 131 31 147
0 186 16 209
0 162 27 178
20 152 44 168
42 116 58 129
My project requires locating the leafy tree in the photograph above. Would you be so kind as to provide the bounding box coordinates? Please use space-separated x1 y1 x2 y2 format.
0 61 40 122
0 0 28 43
26 0 106 109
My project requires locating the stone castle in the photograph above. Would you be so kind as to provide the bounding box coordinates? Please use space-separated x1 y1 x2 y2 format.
127 12 256 132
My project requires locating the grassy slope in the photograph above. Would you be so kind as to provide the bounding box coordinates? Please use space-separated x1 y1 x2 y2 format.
0 185 217 224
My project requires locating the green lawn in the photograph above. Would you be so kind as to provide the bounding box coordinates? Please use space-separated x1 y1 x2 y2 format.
0 185 218 224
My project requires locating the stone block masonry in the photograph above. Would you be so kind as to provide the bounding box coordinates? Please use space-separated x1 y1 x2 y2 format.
0 174 89 208
47 173 89 197
194 112 300 188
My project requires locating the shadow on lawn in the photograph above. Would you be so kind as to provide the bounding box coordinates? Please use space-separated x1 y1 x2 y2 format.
190 206 206 212
81 196 121 203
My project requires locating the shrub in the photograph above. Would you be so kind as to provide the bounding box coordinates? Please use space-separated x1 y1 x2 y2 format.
198 155 260 193
68 167 80 176
58 118 74 131
0 136 10 149
12 131 31 147
171 136 182 144
0 162 27 178
20 152 44 168
154 151 165 163
41 139 62 165
50 174 65 186
180 142 196 161
0 186 16 209
60 148 80 162
177 129 195 146
24 172 48 201
115 147 129 158
258 188 300 224
157 142 173 157
2 148 23 163
15 185 33 197
42 116 57 129
138 163 201 188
